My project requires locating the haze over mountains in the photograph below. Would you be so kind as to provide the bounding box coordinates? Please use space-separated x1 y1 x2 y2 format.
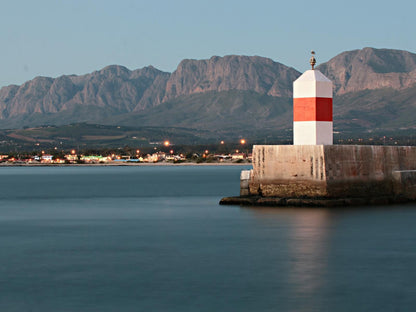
1 47 416 140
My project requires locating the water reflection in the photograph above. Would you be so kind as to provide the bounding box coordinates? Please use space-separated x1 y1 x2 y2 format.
245 207 332 311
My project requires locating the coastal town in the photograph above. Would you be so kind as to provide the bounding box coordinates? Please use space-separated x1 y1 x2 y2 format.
0 148 252 165
0 137 254 165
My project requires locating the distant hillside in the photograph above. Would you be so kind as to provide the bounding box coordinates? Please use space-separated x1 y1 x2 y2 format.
0 48 416 142
334 85 416 131
0 123 216 153
0 55 299 130
0 65 170 120
318 47 416 94
106 90 292 132
163 55 299 100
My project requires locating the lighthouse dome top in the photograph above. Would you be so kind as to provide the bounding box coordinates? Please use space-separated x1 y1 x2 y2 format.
294 69 331 83
293 69 332 99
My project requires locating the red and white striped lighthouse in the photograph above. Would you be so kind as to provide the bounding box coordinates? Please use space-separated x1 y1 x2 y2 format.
293 52 333 145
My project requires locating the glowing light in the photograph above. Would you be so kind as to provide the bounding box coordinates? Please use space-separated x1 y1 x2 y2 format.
164 141 170 147
205 150 209 154
240 139 246 145
71 149 76 155
136 149 140 154
220 141 224 145
170 150 174 154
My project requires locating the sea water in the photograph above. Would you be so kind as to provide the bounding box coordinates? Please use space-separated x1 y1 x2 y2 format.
0 165 416 311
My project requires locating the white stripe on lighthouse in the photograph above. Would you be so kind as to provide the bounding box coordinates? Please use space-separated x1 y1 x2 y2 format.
294 121 333 145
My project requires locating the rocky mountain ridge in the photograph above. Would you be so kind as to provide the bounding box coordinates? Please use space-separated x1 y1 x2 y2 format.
0 55 299 122
317 47 416 94
0 65 170 119
0 47 416 134
163 55 299 101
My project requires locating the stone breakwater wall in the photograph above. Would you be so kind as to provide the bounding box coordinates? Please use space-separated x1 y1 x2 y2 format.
246 145 416 200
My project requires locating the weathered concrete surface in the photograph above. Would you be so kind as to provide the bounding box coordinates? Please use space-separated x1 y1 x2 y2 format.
392 170 416 200
249 145 416 199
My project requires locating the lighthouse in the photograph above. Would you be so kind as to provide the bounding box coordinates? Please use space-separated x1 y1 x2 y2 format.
222 52 416 207
293 52 333 145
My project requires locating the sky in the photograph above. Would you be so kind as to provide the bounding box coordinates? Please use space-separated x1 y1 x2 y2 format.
0 0 414 87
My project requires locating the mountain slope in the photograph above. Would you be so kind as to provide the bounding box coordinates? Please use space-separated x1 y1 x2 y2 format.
0 48 416 139
318 47 416 94
333 85 416 131
163 55 299 101
0 65 170 120
106 90 293 133
0 55 299 129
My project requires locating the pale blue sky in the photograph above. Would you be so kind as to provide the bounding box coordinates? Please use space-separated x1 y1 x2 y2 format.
0 0 414 87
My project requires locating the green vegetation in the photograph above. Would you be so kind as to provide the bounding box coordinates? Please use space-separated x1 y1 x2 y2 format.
107 90 292 132
334 85 416 130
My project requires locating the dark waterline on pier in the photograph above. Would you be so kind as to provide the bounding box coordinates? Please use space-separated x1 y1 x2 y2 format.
0 166 416 311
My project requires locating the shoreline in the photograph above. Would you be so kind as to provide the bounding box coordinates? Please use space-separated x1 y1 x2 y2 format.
0 161 252 167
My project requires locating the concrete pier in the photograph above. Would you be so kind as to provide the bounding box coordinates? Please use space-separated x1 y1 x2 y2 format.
220 145 416 206
250 144 416 198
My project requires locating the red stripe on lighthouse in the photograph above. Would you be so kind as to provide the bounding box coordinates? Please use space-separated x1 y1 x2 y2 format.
293 97 333 121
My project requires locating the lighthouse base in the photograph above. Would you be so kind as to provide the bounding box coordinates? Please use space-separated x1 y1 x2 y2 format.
219 195 411 207
224 145 416 206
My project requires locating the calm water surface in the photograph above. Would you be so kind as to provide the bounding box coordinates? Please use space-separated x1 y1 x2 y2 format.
0 166 416 311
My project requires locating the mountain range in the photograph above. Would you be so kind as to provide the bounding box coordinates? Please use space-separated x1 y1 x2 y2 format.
1 47 416 144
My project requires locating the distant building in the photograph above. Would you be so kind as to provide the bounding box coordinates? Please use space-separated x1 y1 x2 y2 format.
231 153 245 160
65 154 78 162
214 154 231 160
41 155 53 163
81 155 111 163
